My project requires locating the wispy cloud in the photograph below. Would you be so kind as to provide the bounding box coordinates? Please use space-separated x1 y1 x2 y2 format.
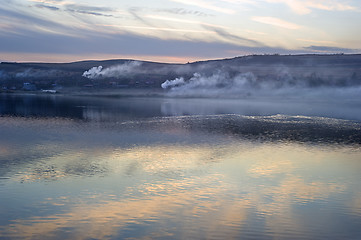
203 25 263 46
0 1 119 38
31 1 119 18
64 4 113 13
245 29 267 35
128 7 155 26
0 25 280 57
219 0 258 9
120 25 213 34
265 0 356 15
0 4 70 35
34 3 60 11
297 39 337 45
220 0 255 3
1 0 360 62
29 0 71 6
145 15 227 29
169 0 236 14
252 16 302 30
304 45 357 53
63 3 118 17
122 7 213 18
155 8 213 17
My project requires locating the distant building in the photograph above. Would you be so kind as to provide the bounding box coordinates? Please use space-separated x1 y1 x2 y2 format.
41 90 57 94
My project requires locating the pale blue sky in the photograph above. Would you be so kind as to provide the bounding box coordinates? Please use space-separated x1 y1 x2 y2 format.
1 0 360 62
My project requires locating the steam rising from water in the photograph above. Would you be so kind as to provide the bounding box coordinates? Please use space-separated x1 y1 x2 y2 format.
82 61 142 79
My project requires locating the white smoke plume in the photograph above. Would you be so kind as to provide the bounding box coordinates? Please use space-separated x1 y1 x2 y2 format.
161 70 361 98
82 61 142 79
161 71 258 97
161 77 186 89
82 66 103 79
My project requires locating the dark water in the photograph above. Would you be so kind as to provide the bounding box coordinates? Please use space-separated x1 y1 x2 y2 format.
1 94 361 240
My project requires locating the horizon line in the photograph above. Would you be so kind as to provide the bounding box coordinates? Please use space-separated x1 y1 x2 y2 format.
2 53 360 65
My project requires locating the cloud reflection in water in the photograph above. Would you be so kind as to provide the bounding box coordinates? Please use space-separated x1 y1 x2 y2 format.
1 110 361 239
2 140 360 239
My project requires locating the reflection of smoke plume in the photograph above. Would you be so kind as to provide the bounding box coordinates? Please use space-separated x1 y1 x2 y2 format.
82 61 142 79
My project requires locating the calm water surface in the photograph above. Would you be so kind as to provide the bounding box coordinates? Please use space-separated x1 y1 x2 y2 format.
0 94 361 239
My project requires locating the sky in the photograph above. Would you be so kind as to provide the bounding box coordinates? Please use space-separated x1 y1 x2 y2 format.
1 0 361 63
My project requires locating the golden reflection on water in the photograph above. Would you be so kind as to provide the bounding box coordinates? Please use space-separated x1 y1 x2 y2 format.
3 174 241 239
110 145 231 175
0 146 9 155
2 142 361 239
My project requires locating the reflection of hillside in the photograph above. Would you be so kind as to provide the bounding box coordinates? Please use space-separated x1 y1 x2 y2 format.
0 94 83 119
130 115 361 145
185 116 361 145
0 94 163 121
160 97 361 121
1 94 361 145
80 99 163 122
2 94 361 122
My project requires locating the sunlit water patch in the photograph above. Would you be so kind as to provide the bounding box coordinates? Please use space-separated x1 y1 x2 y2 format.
1 95 361 239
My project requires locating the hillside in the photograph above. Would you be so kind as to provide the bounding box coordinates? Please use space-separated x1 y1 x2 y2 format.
1 54 361 92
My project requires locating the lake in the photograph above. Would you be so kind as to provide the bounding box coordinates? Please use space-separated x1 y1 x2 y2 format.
1 93 361 239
